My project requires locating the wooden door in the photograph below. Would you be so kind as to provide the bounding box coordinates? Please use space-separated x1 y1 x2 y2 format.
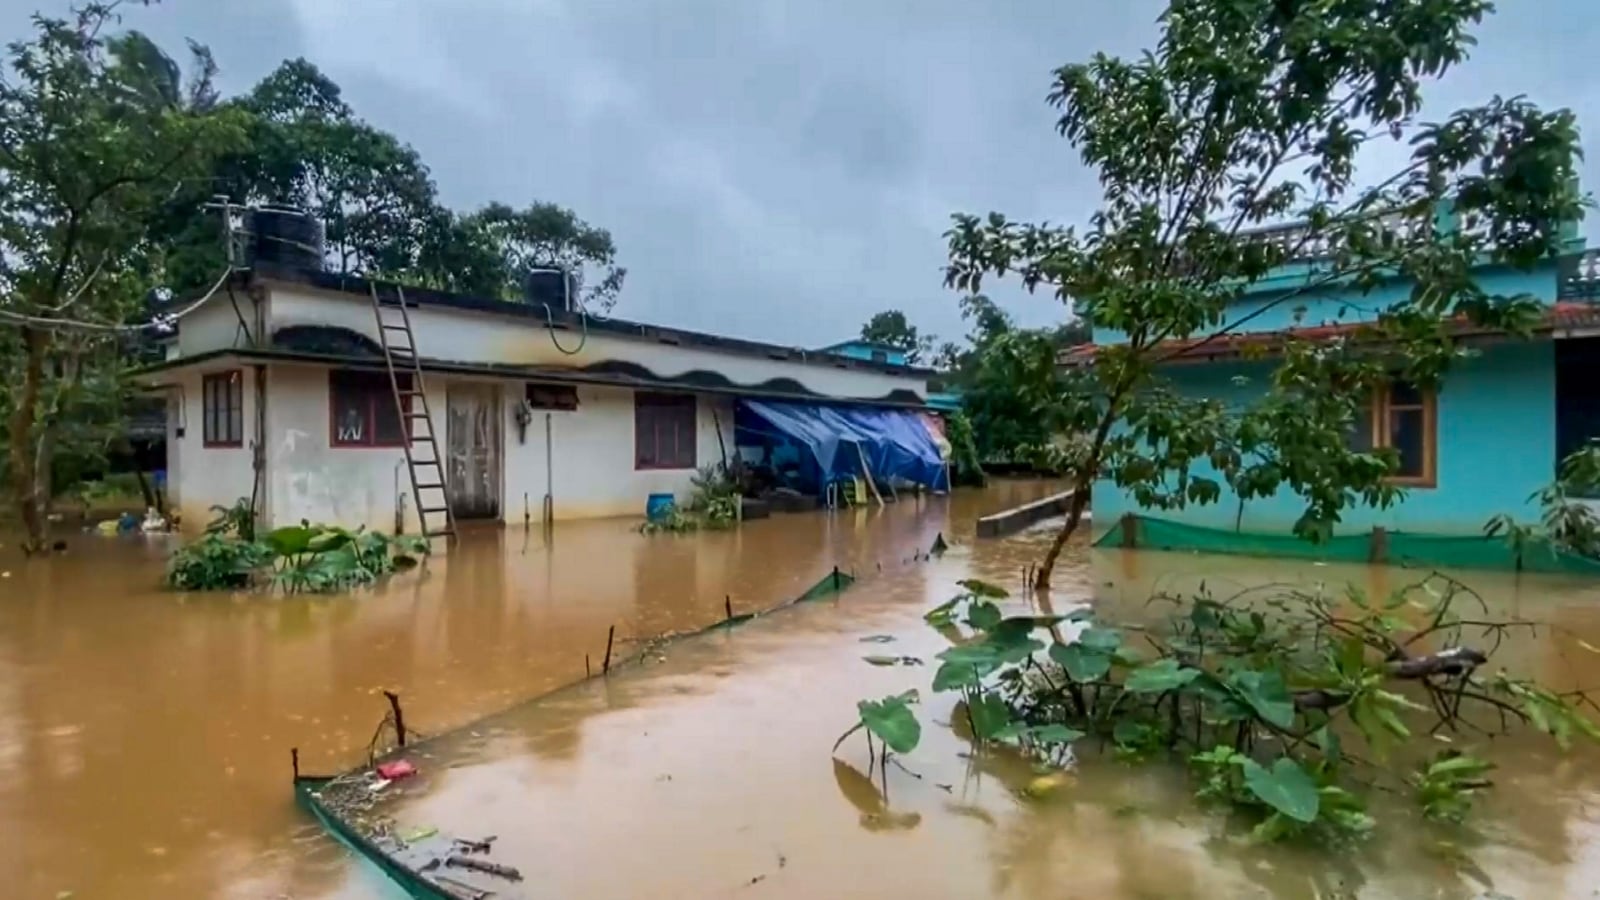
446 383 501 520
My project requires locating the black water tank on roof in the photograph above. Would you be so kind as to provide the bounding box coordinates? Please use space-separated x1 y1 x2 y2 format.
524 267 574 311
249 203 325 272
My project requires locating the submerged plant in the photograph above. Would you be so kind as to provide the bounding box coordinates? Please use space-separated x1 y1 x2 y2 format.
637 465 742 535
166 522 428 593
846 575 1600 844
166 532 275 590
205 497 257 541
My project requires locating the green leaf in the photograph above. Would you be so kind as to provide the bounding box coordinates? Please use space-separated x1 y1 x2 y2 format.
857 692 921 754
1028 723 1085 744
1370 702 1411 739
862 655 900 667
968 691 1012 740
958 578 1009 599
1123 658 1199 693
938 642 1003 666
924 598 960 626
1227 669 1296 728
307 530 351 552
264 525 318 556
992 615 1064 643
1312 725 1342 767
1077 626 1124 653
1050 641 1111 682
1337 635 1366 677
932 661 987 691
994 637 1045 664
966 600 1003 632
1241 757 1320 824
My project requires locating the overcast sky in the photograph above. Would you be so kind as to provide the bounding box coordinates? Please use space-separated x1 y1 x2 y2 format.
4 0 1598 347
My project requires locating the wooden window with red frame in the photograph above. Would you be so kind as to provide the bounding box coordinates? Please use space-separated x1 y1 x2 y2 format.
634 391 697 470
202 370 244 447
330 369 412 448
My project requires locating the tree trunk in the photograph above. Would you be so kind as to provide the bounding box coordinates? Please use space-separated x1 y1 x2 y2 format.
8 327 48 552
1033 475 1092 590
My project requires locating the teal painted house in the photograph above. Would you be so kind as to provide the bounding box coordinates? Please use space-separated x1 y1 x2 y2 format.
1077 215 1600 545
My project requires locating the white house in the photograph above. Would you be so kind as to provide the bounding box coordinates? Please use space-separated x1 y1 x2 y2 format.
140 261 939 535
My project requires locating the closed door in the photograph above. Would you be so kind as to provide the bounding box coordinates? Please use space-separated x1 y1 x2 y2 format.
447 383 502 520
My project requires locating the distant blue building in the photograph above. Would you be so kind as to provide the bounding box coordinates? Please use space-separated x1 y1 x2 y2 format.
1075 211 1600 541
815 340 963 412
815 339 910 366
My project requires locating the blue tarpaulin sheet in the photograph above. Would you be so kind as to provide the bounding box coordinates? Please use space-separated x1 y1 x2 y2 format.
736 399 948 490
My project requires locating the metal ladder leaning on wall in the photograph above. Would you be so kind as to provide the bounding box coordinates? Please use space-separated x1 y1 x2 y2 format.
369 283 457 543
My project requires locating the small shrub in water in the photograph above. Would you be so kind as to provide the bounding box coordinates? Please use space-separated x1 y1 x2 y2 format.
167 522 429 593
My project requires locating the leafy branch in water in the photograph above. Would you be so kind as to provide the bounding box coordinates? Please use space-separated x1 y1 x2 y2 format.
846 575 1600 843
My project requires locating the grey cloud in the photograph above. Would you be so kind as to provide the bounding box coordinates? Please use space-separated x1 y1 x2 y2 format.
3 0 1597 345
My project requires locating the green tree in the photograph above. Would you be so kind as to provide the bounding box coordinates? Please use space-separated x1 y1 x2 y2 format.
0 3 244 550
442 201 627 311
237 60 439 277
859 309 934 364
945 0 1582 587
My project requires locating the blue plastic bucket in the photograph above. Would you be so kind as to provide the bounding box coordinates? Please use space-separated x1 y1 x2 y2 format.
646 493 677 522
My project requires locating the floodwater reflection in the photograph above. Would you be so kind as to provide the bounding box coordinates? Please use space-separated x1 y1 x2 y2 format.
0 479 1061 899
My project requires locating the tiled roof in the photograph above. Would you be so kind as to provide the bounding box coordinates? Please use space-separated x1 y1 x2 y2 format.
1058 302 1600 366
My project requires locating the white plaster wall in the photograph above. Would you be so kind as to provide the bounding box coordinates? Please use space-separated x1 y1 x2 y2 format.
265 363 447 533
502 386 736 522
176 296 257 356
164 365 260 529
264 283 925 402
261 365 730 529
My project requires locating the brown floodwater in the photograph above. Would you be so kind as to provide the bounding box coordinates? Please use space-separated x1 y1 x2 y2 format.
360 537 1600 899
0 479 1063 899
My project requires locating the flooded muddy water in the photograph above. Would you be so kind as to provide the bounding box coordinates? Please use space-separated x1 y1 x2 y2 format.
0 479 1062 899
364 542 1600 899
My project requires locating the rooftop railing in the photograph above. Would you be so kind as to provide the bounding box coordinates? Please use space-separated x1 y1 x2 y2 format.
1560 248 1600 300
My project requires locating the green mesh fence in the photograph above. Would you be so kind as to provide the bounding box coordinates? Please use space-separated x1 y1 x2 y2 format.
794 567 857 602
1095 514 1600 575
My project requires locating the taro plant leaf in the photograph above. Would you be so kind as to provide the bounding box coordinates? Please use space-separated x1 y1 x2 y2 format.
264 525 318 556
925 598 960 626
995 637 1046 664
1189 673 1254 722
1077 626 1124 653
1050 641 1111 682
862 655 901 667
307 530 352 553
968 691 1012 741
938 642 1004 667
1228 669 1296 728
932 660 988 691
958 578 1009 599
1123 659 1200 694
993 722 1086 744
1241 757 1320 824
1029 723 1086 744
966 600 1003 632
857 690 922 754
992 615 1066 643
